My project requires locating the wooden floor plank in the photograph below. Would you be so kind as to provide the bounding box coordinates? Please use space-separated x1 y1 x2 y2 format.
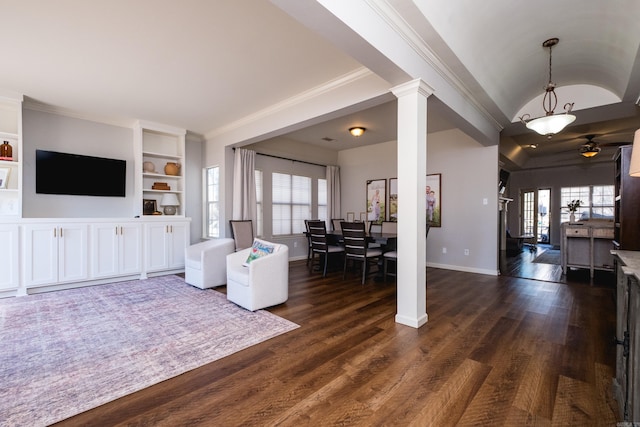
53 262 619 426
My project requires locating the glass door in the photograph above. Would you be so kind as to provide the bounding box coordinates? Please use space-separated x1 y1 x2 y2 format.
521 188 551 244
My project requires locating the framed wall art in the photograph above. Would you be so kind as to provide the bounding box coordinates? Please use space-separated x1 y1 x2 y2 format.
366 179 386 224
426 173 441 227
143 199 157 215
0 167 9 189
388 178 398 222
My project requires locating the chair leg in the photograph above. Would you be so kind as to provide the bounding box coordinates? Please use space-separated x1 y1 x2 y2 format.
322 253 328 277
343 256 348 279
361 259 366 285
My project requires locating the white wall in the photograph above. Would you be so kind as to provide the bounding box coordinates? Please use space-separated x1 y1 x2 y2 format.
506 162 614 246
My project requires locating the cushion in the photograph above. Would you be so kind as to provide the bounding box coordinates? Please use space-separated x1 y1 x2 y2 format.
243 238 275 266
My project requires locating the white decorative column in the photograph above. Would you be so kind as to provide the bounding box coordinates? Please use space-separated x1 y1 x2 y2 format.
391 79 433 328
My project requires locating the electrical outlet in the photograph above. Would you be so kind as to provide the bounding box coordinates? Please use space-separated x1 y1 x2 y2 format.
464 249 470 256
442 247 447 254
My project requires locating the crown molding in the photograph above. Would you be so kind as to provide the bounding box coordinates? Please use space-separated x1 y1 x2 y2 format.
205 67 374 140
367 0 503 132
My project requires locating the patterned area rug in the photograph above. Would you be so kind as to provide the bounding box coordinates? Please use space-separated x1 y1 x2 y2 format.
0 275 299 426
532 249 561 265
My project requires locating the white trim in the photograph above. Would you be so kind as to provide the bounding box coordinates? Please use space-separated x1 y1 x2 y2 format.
395 313 428 328
427 261 499 276
367 0 503 132
205 67 375 140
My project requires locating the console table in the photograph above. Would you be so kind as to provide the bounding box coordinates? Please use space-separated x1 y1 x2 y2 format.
561 221 614 277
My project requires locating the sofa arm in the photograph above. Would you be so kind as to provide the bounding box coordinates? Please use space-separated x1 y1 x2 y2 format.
247 245 289 287
200 238 235 264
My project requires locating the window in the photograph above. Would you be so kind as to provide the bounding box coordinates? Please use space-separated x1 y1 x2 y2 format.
317 178 327 224
560 185 614 222
272 173 311 235
255 170 263 237
204 166 220 238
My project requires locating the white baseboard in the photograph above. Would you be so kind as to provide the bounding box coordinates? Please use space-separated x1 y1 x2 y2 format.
426 262 499 276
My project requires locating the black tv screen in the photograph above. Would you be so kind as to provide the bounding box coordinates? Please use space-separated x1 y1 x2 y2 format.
36 149 126 197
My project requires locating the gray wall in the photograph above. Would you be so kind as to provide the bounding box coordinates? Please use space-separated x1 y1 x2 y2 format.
21 109 204 243
22 109 135 218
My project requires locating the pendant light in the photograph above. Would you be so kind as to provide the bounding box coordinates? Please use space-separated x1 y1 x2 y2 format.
519 38 576 138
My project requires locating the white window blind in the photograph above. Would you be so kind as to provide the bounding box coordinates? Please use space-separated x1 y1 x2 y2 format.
272 172 311 235
205 166 220 238
318 178 327 224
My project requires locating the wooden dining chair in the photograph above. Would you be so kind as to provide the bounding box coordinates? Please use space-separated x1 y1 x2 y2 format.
381 221 397 234
331 218 344 232
341 221 383 284
308 220 344 277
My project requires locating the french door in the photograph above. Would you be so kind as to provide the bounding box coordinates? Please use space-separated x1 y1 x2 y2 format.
521 188 551 244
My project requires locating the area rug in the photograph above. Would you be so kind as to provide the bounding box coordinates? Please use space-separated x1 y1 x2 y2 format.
532 249 561 265
0 275 299 426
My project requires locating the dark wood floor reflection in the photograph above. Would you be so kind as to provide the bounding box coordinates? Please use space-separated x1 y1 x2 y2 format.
500 244 616 287
56 260 619 426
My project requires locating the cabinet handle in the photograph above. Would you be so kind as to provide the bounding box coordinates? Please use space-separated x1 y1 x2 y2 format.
170 225 173 233
60 227 63 238
120 226 123 235
115 226 118 235
54 228 56 238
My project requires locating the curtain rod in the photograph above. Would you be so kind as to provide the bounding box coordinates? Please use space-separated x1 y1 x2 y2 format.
233 148 327 168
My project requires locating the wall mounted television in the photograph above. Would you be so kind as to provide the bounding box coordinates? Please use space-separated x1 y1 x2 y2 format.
36 149 126 197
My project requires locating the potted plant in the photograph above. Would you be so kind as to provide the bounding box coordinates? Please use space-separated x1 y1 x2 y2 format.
567 199 581 223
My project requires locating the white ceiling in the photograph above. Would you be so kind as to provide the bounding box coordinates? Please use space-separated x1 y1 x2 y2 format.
1 1 638 168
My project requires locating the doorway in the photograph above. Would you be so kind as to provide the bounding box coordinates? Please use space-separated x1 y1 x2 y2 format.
521 188 551 244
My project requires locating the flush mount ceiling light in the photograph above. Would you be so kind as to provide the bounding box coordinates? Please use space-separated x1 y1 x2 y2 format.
349 127 366 137
518 38 576 139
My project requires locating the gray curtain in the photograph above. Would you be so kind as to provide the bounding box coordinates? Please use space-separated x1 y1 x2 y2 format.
326 165 341 220
232 148 257 229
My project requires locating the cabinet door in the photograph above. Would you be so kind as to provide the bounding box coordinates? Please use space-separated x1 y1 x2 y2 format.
0 224 19 290
92 224 120 279
23 224 58 287
119 223 142 275
145 223 169 272
58 224 88 283
168 221 189 269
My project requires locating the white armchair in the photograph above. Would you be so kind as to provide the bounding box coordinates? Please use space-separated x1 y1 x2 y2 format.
184 238 235 289
226 239 289 311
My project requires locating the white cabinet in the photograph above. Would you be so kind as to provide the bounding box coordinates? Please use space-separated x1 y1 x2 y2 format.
91 223 142 279
134 121 186 217
23 223 88 288
145 220 189 273
0 95 23 218
0 224 19 291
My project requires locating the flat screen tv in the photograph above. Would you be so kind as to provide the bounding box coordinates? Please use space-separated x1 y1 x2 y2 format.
36 149 126 197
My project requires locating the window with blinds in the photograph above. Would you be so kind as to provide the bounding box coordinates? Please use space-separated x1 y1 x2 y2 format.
205 166 220 238
560 185 614 222
272 172 311 235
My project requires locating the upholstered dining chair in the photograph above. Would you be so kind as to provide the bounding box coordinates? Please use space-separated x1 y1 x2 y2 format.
229 220 254 251
384 223 430 280
380 221 397 234
308 220 344 277
341 221 383 284
331 218 344 232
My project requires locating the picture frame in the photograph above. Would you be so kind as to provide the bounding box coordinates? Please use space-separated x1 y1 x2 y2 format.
143 199 157 215
366 179 386 224
346 212 355 222
388 178 398 222
426 173 441 227
0 167 9 189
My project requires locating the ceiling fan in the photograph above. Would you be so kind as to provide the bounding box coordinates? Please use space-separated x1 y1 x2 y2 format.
578 134 628 158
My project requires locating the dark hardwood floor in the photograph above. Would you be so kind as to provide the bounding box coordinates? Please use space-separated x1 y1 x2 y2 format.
500 243 616 286
56 260 619 426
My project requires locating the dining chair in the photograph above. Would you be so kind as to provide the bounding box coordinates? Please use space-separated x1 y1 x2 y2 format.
341 221 383 284
308 220 344 277
381 221 397 234
229 220 254 251
304 219 319 266
331 218 344 232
